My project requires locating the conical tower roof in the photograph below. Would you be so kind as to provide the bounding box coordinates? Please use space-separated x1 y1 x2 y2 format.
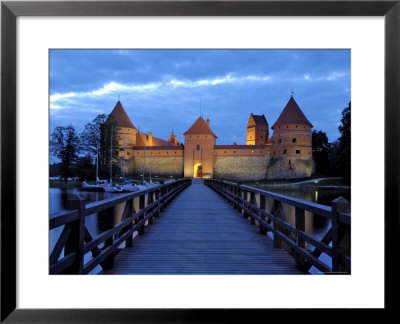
109 101 136 129
272 96 313 129
183 116 217 138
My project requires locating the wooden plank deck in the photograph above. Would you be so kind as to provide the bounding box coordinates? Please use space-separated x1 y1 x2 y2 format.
102 179 303 274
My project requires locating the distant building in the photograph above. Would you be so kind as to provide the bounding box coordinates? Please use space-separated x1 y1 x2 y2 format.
109 95 314 180
246 113 269 145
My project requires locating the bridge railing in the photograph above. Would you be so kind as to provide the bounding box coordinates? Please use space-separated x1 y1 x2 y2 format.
204 179 351 274
49 178 191 274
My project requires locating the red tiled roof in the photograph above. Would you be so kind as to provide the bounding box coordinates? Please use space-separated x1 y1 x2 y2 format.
152 136 179 147
168 132 177 142
272 97 313 129
136 131 147 146
183 116 217 137
109 101 136 129
136 131 179 147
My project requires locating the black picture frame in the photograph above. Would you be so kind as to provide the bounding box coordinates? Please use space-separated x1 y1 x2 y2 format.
1 0 399 322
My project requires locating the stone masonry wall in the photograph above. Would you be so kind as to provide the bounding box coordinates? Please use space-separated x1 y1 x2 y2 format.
213 155 270 180
127 156 184 176
266 157 314 179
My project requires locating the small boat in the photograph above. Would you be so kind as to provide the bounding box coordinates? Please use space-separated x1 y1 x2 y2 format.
97 177 108 185
121 184 140 193
79 181 106 192
104 184 123 193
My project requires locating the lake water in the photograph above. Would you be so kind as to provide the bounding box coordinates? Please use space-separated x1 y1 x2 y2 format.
49 184 350 275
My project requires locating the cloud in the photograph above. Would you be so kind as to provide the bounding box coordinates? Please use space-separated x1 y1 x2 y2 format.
302 72 348 82
50 74 272 109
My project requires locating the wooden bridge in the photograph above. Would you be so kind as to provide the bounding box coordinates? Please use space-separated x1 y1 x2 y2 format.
49 178 351 275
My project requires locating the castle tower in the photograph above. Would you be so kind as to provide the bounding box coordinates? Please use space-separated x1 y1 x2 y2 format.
271 96 313 159
109 100 137 157
183 116 217 178
246 113 269 145
167 131 179 146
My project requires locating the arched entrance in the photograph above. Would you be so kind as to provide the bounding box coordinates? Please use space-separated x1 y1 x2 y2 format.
193 163 202 178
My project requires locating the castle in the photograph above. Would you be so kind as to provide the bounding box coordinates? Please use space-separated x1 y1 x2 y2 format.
109 95 314 180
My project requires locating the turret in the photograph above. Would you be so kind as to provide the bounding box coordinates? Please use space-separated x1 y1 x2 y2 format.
246 113 269 145
271 96 313 159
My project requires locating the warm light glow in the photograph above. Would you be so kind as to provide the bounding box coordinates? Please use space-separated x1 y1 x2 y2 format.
193 163 202 178
315 190 319 203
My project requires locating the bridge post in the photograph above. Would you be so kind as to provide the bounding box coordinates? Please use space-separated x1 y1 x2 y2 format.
273 200 282 248
331 197 351 274
125 199 135 248
249 192 256 225
64 196 85 274
259 195 267 235
147 191 154 224
155 188 160 217
233 184 238 209
236 183 242 213
138 194 146 234
243 190 248 219
98 205 116 271
331 199 339 273
160 185 165 212
295 207 306 270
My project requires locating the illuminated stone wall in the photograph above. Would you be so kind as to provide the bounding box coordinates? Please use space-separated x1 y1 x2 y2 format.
126 148 184 176
266 157 314 179
213 154 270 180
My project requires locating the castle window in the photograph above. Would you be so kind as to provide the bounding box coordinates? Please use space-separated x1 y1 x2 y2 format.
296 125 298 128
250 136 252 139
283 149 287 154
196 144 200 150
197 136 199 138
286 126 288 128
292 138 297 143
233 151 236 153
175 152 177 154
224 151 226 153
261 136 263 139
278 138 281 143
296 150 300 154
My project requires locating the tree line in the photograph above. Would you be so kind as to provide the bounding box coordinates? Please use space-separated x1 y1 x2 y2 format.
312 101 351 184
50 114 122 183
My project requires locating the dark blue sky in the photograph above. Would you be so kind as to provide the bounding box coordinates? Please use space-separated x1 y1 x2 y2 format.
50 49 350 148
